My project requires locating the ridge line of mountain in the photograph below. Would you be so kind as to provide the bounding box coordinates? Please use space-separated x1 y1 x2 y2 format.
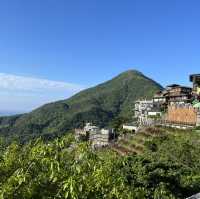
0 70 163 143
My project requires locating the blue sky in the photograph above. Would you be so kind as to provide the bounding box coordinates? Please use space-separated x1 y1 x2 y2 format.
0 0 200 113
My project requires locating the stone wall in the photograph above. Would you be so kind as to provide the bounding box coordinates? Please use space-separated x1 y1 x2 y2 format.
166 105 198 126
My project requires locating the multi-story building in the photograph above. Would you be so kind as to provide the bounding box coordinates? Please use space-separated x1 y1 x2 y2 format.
190 74 200 96
75 123 114 148
134 100 162 126
89 128 112 147
134 100 154 118
153 84 192 107
153 91 166 104
135 75 200 128
84 123 100 133
75 123 98 141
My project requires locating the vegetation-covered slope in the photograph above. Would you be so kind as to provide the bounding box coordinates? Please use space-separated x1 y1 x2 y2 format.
0 70 162 142
0 128 200 198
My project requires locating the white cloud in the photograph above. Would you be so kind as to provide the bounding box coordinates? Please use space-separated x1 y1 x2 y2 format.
0 73 83 93
0 73 85 113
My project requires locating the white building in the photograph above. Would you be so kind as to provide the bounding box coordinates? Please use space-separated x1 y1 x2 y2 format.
122 124 138 132
84 123 99 132
75 123 114 148
90 128 112 147
134 100 163 126
134 100 154 118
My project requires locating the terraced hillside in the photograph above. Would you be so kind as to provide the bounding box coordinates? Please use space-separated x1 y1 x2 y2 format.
112 127 171 156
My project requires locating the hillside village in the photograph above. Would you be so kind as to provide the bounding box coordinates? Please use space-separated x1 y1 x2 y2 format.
1 73 200 199
125 74 200 130
76 74 200 148
3 0 200 197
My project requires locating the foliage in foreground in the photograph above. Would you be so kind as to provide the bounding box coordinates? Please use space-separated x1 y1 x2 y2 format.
0 130 200 199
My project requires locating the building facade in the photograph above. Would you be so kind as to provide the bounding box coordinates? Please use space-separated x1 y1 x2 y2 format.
190 74 200 96
153 84 192 107
75 123 114 148
135 74 200 128
89 128 112 147
135 100 154 118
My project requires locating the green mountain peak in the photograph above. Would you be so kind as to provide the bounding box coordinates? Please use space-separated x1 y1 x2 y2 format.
0 70 163 143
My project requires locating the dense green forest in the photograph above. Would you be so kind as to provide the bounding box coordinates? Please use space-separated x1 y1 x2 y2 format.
0 70 162 143
0 128 200 199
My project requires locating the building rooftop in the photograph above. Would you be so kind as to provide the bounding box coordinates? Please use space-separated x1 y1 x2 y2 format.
190 74 200 82
166 84 180 88
135 100 153 103
166 84 191 89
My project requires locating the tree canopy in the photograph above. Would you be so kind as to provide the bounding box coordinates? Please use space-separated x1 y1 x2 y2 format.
0 128 200 198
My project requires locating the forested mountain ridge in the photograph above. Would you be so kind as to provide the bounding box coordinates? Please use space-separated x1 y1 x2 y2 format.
0 70 163 142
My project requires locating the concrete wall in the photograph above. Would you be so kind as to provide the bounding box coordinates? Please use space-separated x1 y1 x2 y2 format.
166 105 198 125
196 111 200 126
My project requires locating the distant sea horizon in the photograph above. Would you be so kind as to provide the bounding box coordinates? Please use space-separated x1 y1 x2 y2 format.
0 111 26 116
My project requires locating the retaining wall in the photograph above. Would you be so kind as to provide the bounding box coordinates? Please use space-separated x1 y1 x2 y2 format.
165 105 200 126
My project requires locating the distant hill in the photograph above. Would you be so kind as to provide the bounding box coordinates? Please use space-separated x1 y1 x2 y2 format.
0 70 163 142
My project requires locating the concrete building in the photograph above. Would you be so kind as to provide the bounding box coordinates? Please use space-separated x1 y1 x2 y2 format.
153 91 166 104
89 128 112 148
134 100 154 118
75 129 89 141
134 74 200 129
122 123 138 132
190 74 200 96
166 85 192 105
75 123 99 141
147 107 162 117
153 84 192 107
84 123 100 133
75 123 114 148
134 100 162 126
